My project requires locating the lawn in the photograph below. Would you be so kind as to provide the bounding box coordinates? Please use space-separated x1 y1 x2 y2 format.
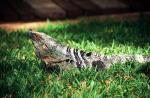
0 18 150 98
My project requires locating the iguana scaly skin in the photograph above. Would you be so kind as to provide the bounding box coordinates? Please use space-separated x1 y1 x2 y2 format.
29 31 150 70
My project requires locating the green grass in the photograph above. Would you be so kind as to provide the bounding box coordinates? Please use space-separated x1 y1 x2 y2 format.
0 18 150 98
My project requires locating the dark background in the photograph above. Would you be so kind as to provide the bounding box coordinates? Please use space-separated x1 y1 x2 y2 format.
0 0 150 22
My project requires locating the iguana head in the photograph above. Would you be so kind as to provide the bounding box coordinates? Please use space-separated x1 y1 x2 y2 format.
29 30 75 69
28 30 69 60
28 30 57 45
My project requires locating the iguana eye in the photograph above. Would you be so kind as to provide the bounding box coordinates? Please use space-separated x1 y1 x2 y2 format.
86 52 92 56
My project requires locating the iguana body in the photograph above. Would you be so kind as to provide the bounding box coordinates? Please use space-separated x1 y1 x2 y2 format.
29 31 150 70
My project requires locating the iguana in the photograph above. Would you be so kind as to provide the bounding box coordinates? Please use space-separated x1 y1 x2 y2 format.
28 30 150 70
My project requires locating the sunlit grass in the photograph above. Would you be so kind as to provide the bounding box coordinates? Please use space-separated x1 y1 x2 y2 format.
0 18 150 98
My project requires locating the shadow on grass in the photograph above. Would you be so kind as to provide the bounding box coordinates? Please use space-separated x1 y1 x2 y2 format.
136 62 150 78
